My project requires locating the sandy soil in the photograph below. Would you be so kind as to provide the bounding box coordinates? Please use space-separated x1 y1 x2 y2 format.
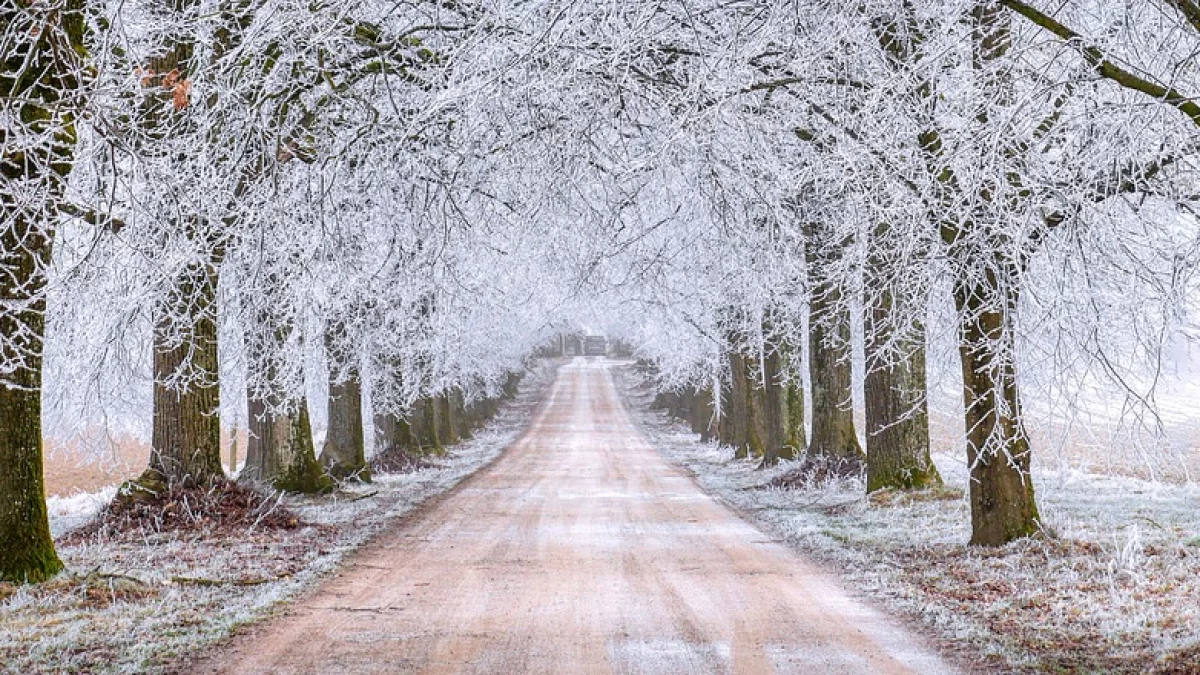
197 359 953 674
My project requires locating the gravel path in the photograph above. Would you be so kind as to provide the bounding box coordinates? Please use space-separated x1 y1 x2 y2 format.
198 359 953 674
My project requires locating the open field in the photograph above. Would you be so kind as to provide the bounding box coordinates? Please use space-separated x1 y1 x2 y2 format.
44 431 248 498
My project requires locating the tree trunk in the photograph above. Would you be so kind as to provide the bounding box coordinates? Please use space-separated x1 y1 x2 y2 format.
0 0 86 583
864 322 941 492
782 344 807 455
375 409 415 454
691 387 716 441
955 270 1040 545
322 359 369 481
726 349 752 458
0 222 61 584
229 431 239 474
452 389 472 441
502 372 521 399
806 258 864 464
717 379 732 444
746 354 767 459
941 3 1039 546
410 396 442 455
123 0 226 492
758 346 794 467
244 394 330 493
146 261 225 487
436 392 459 447
864 232 941 492
241 312 329 492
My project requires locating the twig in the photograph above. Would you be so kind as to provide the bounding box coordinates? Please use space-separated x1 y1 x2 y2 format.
249 491 287 532
86 571 150 586
170 574 290 587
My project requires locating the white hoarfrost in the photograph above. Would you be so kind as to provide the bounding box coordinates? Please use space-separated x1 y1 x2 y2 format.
0 362 555 675
46 487 119 538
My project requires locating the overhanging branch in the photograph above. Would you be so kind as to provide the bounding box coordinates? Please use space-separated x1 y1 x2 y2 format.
1000 0 1200 128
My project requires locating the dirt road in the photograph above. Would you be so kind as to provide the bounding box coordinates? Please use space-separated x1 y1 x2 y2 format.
201 359 953 674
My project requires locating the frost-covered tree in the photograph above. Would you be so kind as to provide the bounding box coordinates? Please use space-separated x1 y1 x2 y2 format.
539 0 1199 545
9 0 1200 560
0 0 89 584
67 0 490 492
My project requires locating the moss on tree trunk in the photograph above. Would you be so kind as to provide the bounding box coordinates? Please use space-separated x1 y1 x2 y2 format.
240 311 330 492
864 244 941 492
320 318 368 480
0 0 87 584
757 346 794 467
271 401 332 492
374 408 415 454
807 278 863 464
783 345 807 455
436 393 459 447
805 220 863 466
0 234 62 584
322 367 369 481
450 389 472 441
746 353 767 460
244 394 331 493
864 339 941 491
410 397 443 456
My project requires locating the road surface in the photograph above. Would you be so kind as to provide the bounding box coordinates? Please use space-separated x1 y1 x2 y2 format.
202 359 954 674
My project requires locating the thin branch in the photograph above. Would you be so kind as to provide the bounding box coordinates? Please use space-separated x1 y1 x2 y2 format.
1001 0 1200 128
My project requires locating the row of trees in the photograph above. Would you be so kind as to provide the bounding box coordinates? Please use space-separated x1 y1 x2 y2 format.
580 0 1200 546
4 0 1200 584
1 0 568 584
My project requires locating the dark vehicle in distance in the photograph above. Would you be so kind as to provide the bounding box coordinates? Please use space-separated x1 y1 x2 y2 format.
583 335 607 356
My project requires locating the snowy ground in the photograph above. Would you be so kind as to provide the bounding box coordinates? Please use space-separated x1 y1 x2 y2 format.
616 366 1200 674
0 362 556 675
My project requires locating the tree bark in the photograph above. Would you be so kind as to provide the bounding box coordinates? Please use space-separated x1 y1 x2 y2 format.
0 216 61 584
118 0 228 493
451 389 472 441
782 345 807 455
955 269 1041 545
725 349 752 458
717 379 732 444
146 260 225 487
0 0 87 583
374 408 415 454
806 228 864 465
746 352 768 459
864 317 941 492
410 396 442 455
864 228 942 492
941 2 1040 545
436 392 459 447
321 338 369 480
241 310 329 492
691 387 716 441
757 345 794 466
244 394 330 493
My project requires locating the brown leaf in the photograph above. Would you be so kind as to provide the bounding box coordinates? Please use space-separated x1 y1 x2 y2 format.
173 80 191 110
